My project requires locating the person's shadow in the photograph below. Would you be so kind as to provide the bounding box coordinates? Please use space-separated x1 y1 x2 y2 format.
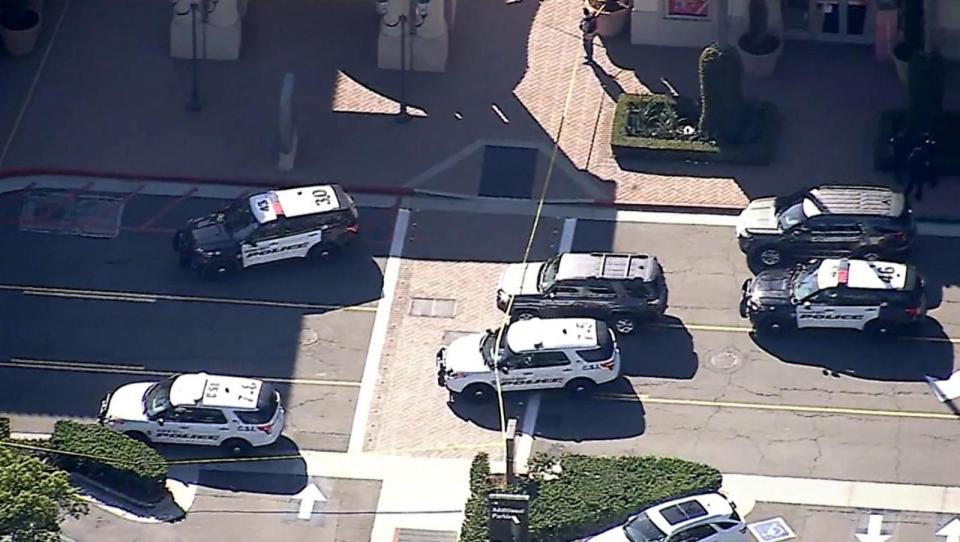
590 62 626 101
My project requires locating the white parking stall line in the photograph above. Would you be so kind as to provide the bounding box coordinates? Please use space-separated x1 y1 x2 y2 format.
348 208 411 454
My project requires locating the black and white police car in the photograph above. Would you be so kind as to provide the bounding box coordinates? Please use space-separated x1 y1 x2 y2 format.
436 317 621 402
173 184 359 278
98 372 286 455
740 258 927 335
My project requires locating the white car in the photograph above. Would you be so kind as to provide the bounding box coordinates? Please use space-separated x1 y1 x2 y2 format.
435 318 620 402
98 372 286 455
587 493 748 542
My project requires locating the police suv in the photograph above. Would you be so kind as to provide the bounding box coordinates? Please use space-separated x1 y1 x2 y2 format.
435 318 621 402
98 372 286 455
739 258 927 335
173 184 359 278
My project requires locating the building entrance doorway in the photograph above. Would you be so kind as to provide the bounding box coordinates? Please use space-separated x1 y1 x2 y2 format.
782 0 876 43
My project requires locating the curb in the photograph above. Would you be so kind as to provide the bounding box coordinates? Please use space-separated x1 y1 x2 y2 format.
2 167 959 223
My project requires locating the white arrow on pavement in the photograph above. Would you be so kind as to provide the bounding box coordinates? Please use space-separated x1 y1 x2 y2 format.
855 514 890 542
937 518 960 542
293 483 327 520
926 372 960 402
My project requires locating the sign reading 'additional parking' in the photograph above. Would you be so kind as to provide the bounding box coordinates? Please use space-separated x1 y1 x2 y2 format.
748 517 797 542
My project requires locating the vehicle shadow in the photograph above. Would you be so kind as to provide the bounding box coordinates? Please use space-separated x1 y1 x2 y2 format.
751 319 955 381
159 436 309 496
912 235 960 311
619 316 699 380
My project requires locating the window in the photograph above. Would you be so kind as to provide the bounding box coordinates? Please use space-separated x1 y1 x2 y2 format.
576 342 614 362
529 351 570 368
625 281 651 297
670 524 717 542
712 521 741 531
172 408 227 425
553 287 581 297
660 500 708 525
250 220 288 242
586 286 616 298
665 0 709 19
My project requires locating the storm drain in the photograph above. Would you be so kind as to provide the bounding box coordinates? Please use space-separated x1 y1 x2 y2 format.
410 297 457 318
394 529 457 542
19 190 124 239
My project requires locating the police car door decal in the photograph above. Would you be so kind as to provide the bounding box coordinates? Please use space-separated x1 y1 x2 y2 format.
241 230 319 267
796 304 879 329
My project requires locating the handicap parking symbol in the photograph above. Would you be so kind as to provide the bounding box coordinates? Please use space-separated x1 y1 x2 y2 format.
747 517 797 542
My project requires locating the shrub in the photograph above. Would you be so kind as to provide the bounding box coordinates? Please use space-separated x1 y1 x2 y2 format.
698 43 746 143
612 93 779 165
459 453 493 542
874 109 960 175
49 421 168 502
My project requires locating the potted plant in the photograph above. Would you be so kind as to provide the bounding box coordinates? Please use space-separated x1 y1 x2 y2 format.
0 0 42 56
893 0 924 84
585 0 633 38
736 0 782 78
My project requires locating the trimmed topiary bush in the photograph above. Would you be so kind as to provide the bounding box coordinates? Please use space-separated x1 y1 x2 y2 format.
49 420 168 502
699 42 746 143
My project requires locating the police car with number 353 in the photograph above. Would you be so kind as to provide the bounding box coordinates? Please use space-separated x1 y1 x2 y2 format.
98 372 285 455
436 318 621 402
739 258 927 335
173 184 359 279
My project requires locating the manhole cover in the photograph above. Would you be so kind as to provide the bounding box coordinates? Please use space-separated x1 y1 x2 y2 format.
707 349 743 372
410 297 457 318
300 328 319 346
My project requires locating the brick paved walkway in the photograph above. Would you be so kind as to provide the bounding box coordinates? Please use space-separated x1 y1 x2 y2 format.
1 0 958 218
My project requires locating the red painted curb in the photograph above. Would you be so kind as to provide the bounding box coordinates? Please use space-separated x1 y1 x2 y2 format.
0 167 416 197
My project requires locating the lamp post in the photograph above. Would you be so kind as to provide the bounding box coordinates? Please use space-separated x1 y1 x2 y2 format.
381 0 430 123
185 0 203 111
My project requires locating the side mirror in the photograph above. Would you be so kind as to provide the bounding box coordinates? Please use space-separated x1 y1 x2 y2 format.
803 301 811 308
499 365 509 374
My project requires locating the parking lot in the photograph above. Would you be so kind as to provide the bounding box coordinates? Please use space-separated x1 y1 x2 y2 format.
0 184 397 453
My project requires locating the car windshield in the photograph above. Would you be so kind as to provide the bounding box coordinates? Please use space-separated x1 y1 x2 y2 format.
777 201 807 230
623 512 668 542
142 377 174 418
480 328 513 368
792 266 821 302
538 256 561 292
221 201 258 240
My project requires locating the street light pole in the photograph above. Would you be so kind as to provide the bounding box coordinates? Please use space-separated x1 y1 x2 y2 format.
397 14 410 123
185 0 203 112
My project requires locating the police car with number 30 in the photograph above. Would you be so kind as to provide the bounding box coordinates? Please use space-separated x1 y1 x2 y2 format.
740 258 927 335
173 184 359 279
436 318 621 402
98 372 285 455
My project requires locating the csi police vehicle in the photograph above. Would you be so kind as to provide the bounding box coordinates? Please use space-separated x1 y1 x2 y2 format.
735 185 914 269
496 252 668 335
173 184 359 278
98 372 286 455
740 258 927 335
435 318 620 402
586 492 747 542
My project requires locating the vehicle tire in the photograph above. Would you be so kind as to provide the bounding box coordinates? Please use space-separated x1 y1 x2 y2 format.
200 261 236 281
123 431 151 445
514 309 539 321
749 246 785 269
461 383 495 403
565 378 597 399
610 314 637 335
738 298 749 318
220 438 252 456
308 243 340 263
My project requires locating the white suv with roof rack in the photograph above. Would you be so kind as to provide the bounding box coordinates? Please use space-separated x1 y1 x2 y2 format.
587 492 747 542
98 372 286 455
436 318 621 402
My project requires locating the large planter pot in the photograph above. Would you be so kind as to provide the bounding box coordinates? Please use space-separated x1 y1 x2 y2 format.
0 8 42 56
586 0 632 38
893 42 912 85
737 34 783 78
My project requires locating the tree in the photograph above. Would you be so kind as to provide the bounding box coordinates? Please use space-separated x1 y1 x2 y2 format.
0 445 88 542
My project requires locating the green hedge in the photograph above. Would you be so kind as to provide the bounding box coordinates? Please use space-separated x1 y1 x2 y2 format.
874 109 960 174
611 93 779 165
458 453 723 542
49 420 168 502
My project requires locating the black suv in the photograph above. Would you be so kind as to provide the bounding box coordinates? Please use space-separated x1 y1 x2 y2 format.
735 185 915 270
740 258 927 335
495 252 668 334
173 184 359 279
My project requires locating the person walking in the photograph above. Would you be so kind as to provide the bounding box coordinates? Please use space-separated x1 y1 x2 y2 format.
905 139 934 202
580 8 599 64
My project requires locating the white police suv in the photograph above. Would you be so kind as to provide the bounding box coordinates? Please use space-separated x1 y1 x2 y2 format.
173 184 359 279
740 257 927 335
587 492 747 542
436 318 620 402
98 372 286 455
